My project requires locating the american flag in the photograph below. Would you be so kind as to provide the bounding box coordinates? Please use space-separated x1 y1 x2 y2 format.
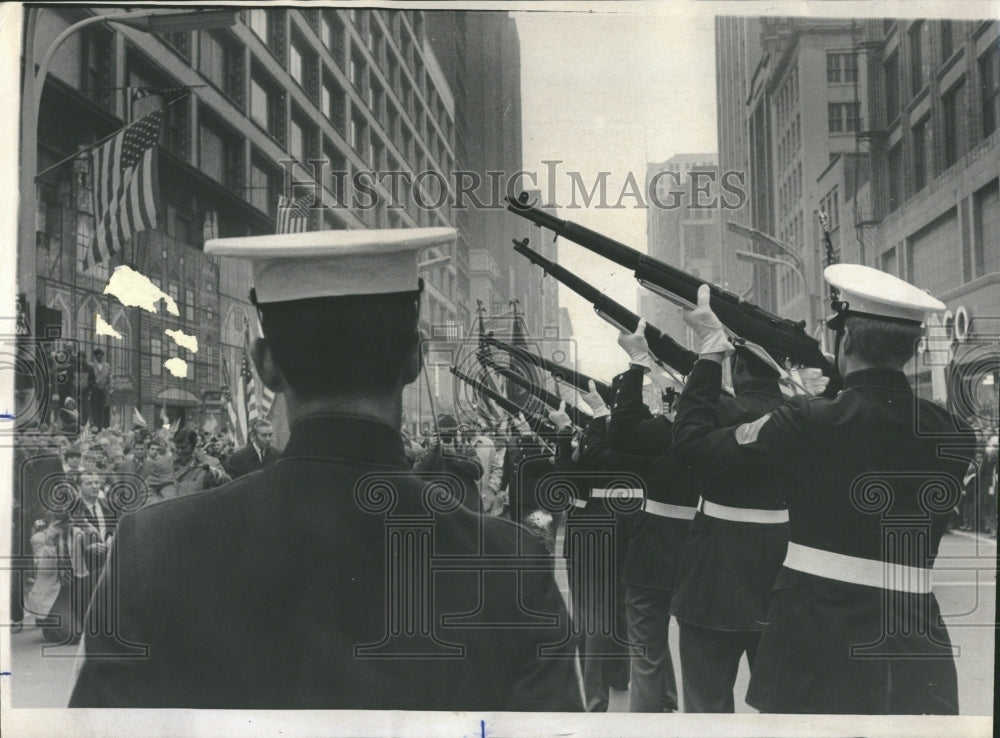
242 316 258 426
87 109 163 269
275 194 311 234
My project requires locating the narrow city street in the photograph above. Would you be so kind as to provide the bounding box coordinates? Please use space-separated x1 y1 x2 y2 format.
6 529 994 713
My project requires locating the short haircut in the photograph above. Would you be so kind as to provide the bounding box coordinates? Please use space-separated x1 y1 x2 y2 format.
173 428 199 448
259 291 421 398
845 315 922 368
732 346 780 380
64 448 81 459
250 419 272 435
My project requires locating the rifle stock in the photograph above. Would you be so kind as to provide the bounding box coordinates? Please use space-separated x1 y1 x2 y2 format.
507 194 832 375
511 238 697 375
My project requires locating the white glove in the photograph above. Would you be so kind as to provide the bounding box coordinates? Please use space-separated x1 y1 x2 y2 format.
547 401 573 431
582 379 610 419
512 412 532 437
618 319 653 371
683 285 732 356
796 367 830 396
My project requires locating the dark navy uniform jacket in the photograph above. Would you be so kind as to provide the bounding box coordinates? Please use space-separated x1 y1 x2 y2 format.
69 415 583 711
606 366 698 592
674 361 975 714
669 372 788 630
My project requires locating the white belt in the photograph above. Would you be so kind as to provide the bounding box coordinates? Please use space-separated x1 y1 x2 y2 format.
591 488 644 499
644 499 697 520
569 497 587 509
700 499 789 524
783 542 932 594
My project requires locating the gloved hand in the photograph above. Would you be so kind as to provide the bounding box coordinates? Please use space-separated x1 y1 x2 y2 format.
512 412 532 437
582 379 610 419
795 367 830 396
618 319 653 371
683 285 732 356
547 401 573 431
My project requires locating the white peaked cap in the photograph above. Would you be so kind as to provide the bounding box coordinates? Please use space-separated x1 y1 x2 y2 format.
205 228 457 303
824 263 946 323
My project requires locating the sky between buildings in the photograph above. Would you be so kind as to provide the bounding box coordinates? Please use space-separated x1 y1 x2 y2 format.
515 7 717 379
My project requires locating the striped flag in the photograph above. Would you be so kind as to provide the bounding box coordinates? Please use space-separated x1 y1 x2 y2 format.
87 109 163 269
260 387 276 419
275 194 311 234
221 355 244 444
242 316 258 426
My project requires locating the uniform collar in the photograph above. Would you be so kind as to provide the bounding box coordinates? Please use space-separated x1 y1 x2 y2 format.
282 414 408 468
842 368 912 392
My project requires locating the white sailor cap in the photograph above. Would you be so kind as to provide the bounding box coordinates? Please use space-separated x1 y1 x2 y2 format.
824 264 945 325
205 227 457 304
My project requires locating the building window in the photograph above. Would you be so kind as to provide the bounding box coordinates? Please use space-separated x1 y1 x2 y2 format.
321 11 346 66
164 32 191 60
248 9 268 42
909 21 926 95
290 41 303 87
887 144 902 212
289 32 318 99
290 117 304 163
82 29 114 110
981 44 1000 139
939 21 956 62
349 46 367 94
350 111 367 155
912 118 929 193
943 80 966 168
826 52 856 83
198 31 242 105
880 246 898 276
199 114 241 189
884 51 900 123
321 74 346 133
250 68 284 142
151 337 162 377
185 287 196 323
164 92 189 160
249 153 277 216
828 103 860 133
973 178 999 277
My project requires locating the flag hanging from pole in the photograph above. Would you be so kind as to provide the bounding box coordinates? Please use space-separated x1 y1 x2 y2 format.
242 316 258 427
221 355 244 444
275 194 311 234
260 387 276 419
87 109 163 269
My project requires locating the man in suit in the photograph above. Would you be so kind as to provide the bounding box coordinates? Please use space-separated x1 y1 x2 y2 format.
68 471 116 643
70 228 582 710
224 419 281 478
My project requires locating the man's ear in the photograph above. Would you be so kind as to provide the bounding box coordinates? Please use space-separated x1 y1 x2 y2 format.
401 329 424 386
840 323 853 356
251 337 287 392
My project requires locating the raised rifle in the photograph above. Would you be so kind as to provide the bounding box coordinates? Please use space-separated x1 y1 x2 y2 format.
511 238 697 377
481 357 591 429
482 334 614 406
507 194 833 375
449 366 550 435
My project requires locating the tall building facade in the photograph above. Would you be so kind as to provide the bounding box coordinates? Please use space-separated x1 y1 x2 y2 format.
716 16 999 414
641 154 720 347
24 7 462 437
426 12 551 336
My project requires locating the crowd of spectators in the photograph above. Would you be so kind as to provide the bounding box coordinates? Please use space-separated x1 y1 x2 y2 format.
11 418 281 641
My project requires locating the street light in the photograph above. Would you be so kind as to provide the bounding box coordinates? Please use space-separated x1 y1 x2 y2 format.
734 249 816 331
19 8 238 316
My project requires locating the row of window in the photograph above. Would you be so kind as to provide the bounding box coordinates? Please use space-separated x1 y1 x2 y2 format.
777 162 803 217
774 65 799 127
826 52 858 84
776 113 801 171
885 42 1000 213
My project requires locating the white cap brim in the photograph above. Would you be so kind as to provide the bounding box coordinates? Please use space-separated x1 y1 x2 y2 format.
205 227 457 303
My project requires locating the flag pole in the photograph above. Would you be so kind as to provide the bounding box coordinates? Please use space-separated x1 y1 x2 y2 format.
34 93 189 181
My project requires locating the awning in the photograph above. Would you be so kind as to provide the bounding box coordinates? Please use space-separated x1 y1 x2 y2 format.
155 388 202 407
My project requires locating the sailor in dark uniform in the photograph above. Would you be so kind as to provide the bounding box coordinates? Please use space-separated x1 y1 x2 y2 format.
668 344 789 713
69 228 582 711
604 330 698 713
555 406 636 711
673 268 975 714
